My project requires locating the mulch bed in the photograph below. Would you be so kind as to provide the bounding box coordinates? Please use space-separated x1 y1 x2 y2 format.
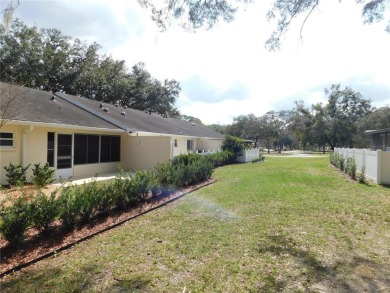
0 179 217 278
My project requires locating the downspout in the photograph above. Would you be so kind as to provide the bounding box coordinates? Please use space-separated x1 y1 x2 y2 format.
22 125 34 167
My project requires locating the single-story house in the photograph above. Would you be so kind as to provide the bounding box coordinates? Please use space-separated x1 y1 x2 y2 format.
0 82 224 185
365 128 390 151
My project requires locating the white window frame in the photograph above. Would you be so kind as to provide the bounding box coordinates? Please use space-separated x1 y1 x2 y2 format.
0 132 14 147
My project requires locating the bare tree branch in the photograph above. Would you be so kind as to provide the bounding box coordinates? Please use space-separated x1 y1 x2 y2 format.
0 83 28 129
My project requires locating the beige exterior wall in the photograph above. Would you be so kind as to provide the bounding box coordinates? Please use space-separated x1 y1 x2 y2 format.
0 124 24 185
380 151 390 184
1 122 223 185
196 138 222 152
172 136 191 156
0 123 123 185
73 162 119 178
122 136 171 170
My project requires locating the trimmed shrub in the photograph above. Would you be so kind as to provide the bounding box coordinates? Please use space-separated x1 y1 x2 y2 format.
30 189 59 232
153 154 214 188
31 163 55 187
95 183 115 214
76 180 100 222
0 193 32 246
130 170 152 201
204 151 234 167
58 186 82 228
4 163 30 187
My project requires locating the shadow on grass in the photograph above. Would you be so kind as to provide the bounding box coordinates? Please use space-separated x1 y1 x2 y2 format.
257 234 390 292
0 262 151 293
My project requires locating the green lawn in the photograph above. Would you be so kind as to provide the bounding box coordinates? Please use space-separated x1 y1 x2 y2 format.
1 157 389 292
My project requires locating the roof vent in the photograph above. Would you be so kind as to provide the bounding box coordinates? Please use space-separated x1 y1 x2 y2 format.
99 103 104 109
103 107 109 113
121 111 126 116
50 95 56 101
192 123 195 126
123 105 128 109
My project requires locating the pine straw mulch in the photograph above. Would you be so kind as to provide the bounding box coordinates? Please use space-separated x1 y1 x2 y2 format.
0 178 217 278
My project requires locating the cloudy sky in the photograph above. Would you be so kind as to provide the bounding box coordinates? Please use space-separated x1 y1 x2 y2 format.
2 0 390 124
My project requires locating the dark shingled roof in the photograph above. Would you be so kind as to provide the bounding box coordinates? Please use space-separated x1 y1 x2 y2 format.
55 92 224 139
0 83 224 139
0 83 120 130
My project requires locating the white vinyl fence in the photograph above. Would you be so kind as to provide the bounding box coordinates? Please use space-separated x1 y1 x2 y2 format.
236 148 260 163
334 148 390 184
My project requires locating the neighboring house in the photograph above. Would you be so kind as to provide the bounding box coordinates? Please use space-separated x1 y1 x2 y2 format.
0 83 224 185
365 128 390 151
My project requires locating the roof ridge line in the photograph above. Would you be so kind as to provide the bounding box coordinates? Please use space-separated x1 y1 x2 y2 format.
54 92 130 133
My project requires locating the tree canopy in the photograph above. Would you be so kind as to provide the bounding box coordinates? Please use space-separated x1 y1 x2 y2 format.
0 20 181 117
224 84 386 151
138 0 390 49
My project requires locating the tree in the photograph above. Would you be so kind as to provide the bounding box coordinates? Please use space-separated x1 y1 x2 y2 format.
221 135 245 162
324 84 372 149
181 114 203 125
208 123 227 134
0 83 28 129
0 20 182 117
290 85 372 150
355 106 390 147
138 0 390 49
225 114 250 138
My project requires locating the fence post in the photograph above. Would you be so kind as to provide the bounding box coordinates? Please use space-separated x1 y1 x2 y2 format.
377 150 382 184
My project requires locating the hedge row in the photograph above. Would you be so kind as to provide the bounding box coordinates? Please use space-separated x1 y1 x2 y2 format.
0 152 231 246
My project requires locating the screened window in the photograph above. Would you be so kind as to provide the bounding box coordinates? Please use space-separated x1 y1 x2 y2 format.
174 139 178 147
57 134 72 169
100 135 120 163
0 132 13 147
74 134 120 165
74 134 100 165
47 132 55 167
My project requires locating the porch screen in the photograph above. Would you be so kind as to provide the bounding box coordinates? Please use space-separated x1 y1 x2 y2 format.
74 134 120 165
100 135 120 163
74 134 99 165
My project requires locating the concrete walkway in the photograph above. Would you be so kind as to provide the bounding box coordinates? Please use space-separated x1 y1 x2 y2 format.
52 171 120 187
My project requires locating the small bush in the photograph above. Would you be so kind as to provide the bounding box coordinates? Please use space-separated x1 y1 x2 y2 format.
95 183 115 214
154 155 214 188
58 186 82 228
345 157 357 179
131 170 152 201
204 151 234 167
31 163 55 187
0 193 32 246
30 189 59 232
4 163 30 187
358 165 366 183
76 180 100 222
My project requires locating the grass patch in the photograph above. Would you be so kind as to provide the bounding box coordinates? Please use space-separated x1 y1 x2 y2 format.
1 157 389 292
